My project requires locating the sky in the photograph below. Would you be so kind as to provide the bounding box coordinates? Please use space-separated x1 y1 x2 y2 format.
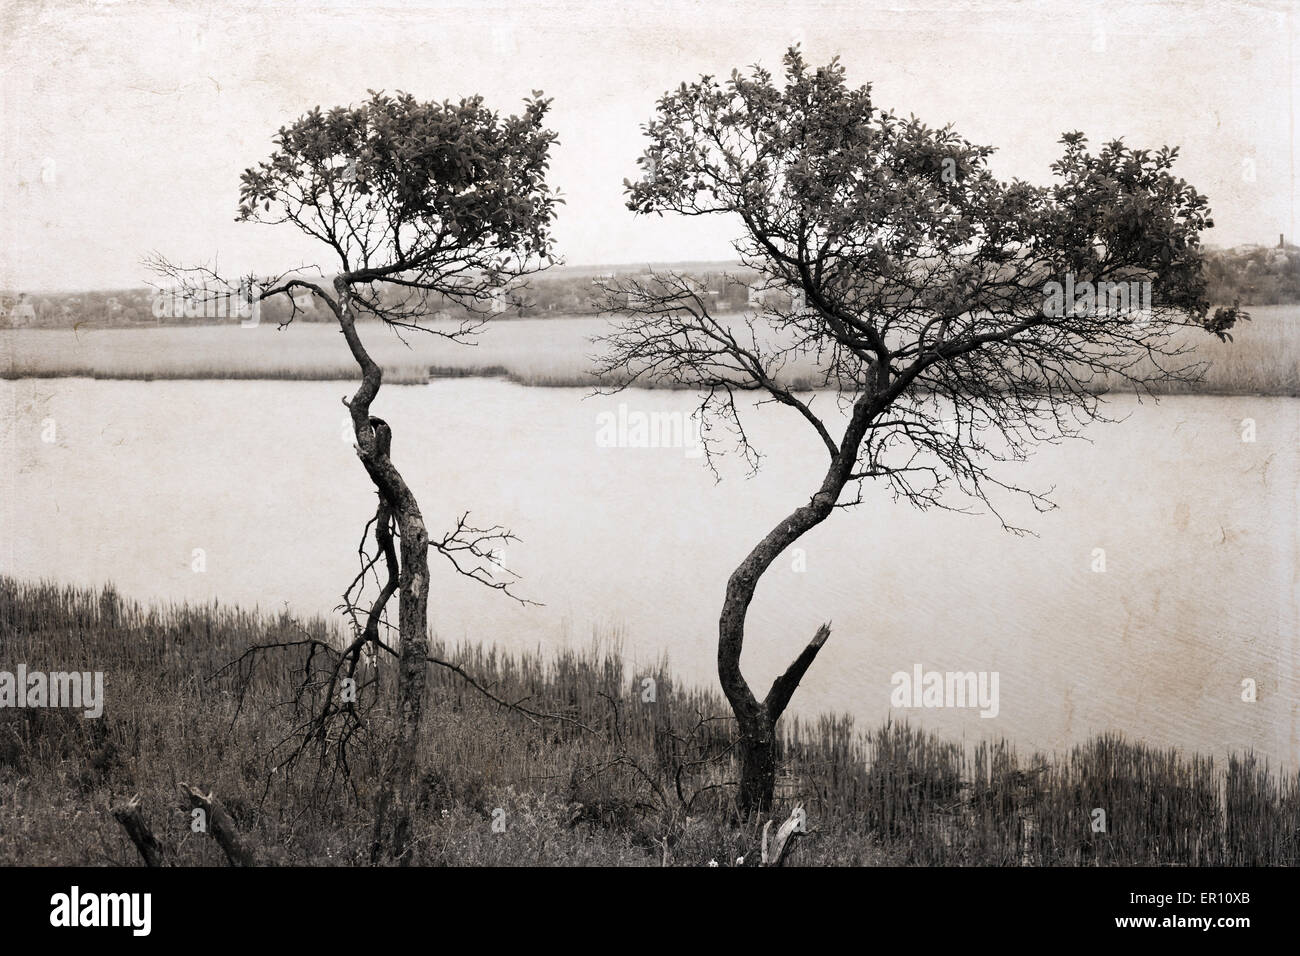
0 0 1294 291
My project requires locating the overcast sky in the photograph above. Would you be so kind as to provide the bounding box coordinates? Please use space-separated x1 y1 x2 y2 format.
1 0 1293 291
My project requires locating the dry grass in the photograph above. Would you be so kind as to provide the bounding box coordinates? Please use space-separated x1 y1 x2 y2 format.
0 317 603 388
1089 306 1300 396
2 306 1296 394
2 577 1296 866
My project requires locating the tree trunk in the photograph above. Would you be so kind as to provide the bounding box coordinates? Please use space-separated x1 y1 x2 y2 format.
719 383 882 816
735 706 778 817
110 795 165 867
179 783 259 866
720 493 836 817
331 279 432 864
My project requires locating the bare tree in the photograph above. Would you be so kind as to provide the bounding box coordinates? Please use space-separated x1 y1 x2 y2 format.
597 50 1244 816
153 89 559 861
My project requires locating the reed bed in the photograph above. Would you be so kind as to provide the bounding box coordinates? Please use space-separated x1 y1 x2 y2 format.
1 577 1295 866
3 306 1296 394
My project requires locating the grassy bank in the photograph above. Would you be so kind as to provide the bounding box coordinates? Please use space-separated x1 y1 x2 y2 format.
1 577 1296 866
2 306 1298 394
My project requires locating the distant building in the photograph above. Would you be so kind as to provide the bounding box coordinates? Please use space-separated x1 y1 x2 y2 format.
1 293 37 326
490 287 509 314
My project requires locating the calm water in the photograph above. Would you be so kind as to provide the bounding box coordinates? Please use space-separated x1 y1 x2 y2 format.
2 377 1296 766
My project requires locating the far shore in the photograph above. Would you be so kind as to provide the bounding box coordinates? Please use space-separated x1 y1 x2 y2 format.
2 306 1297 395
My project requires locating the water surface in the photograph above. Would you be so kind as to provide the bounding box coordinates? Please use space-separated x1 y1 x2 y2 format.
2 378 1295 766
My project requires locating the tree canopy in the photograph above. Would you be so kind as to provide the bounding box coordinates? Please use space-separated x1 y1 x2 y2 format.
603 49 1237 527
236 88 560 331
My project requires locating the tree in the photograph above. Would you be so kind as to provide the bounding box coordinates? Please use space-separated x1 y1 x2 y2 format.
155 89 559 861
597 50 1243 816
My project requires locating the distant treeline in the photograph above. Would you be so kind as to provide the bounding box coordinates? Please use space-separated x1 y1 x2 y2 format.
4 243 1297 329
0 270 758 329
1202 241 1300 306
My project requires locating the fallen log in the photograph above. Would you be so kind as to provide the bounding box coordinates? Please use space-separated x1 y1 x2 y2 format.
110 794 166 867
179 782 258 866
761 803 805 866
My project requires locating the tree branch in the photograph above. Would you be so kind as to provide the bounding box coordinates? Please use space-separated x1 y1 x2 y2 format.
763 622 831 719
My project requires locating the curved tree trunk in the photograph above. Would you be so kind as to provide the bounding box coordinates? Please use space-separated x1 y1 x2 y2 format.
720 495 834 816
720 392 879 817
332 279 431 863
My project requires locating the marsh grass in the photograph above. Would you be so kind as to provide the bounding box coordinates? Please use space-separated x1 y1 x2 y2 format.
3 307 1296 394
2 578 1296 866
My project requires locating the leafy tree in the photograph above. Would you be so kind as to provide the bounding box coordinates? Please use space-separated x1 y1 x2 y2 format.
155 89 558 860
599 50 1239 816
